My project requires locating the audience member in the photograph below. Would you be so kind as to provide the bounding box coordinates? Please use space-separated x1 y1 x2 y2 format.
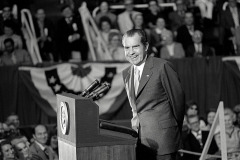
185 100 207 130
0 140 17 160
99 16 114 45
34 9 55 62
186 30 214 57
176 11 200 51
108 31 126 61
29 125 58 160
214 112 240 154
168 0 186 34
95 1 117 28
234 104 240 127
0 38 32 65
220 0 240 55
160 29 185 59
203 108 216 131
195 0 214 21
0 20 23 51
117 0 141 34
132 13 151 42
150 17 168 55
182 115 218 160
145 0 165 29
56 5 88 61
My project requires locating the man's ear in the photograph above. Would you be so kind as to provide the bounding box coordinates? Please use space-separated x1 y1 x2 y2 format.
145 42 149 51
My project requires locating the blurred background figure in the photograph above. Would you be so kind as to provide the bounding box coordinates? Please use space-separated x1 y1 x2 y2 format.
108 31 125 61
145 0 165 29
160 29 185 59
0 38 32 65
94 1 117 29
117 0 141 34
0 20 23 52
99 16 115 45
34 8 55 62
203 108 216 131
150 17 168 56
186 30 214 57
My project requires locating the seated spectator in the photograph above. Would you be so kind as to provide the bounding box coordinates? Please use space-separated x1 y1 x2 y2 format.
182 115 218 160
29 124 58 160
160 30 185 59
95 1 117 28
34 8 55 62
117 0 141 34
176 11 201 51
132 14 151 42
195 0 214 20
108 31 126 61
214 112 240 154
203 108 216 131
185 100 207 130
0 38 32 65
168 0 186 34
0 20 23 51
145 0 165 29
56 5 88 61
99 16 115 45
0 140 17 160
150 17 168 55
186 30 214 57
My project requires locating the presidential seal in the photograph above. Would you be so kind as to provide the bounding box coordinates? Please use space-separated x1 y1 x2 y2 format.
60 102 69 135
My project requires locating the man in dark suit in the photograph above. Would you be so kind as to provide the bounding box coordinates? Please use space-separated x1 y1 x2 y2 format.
182 115 218 160
186 30 214 57
122 29 185 160
56 5 88 61
176 11 200 51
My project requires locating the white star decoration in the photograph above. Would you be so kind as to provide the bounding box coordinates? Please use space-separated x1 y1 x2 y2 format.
49 76 56 84
54 84 61 92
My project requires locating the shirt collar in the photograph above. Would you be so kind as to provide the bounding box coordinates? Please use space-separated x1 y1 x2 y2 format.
35 140 46 151
134 56 147 77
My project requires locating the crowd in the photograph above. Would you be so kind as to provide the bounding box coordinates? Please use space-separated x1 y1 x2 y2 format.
0 113 58 160
0 0 240 65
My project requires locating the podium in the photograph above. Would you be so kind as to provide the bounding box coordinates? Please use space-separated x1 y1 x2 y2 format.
57 93 137 160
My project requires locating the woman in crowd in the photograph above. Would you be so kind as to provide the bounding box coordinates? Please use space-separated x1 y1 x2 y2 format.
203 108 216 131
108 31 126 61
99 16 115 45
95 1 117 28
0 140 17 160
160 29 185 59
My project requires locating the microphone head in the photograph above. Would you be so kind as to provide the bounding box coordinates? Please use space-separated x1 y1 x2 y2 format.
81 79 100 97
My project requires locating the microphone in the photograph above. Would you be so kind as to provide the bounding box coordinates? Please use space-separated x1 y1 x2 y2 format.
89 82 111 101
81 79 100 97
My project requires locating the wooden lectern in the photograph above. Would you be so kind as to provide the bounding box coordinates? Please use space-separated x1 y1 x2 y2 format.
57 93 137 160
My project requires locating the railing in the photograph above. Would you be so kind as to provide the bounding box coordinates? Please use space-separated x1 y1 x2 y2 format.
92 3 177 18
21 9 42 64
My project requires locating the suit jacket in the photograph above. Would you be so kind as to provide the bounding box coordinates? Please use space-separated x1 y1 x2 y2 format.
29 142 58 160
182 130 218 160
122 56 185 155
186 43 214 57
176 25 195 51
160 42 185 59
117 10 141 34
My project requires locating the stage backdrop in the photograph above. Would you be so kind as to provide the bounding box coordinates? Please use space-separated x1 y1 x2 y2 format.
0 57 240 125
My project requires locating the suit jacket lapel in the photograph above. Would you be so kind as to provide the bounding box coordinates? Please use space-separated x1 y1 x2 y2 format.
136 56 153 98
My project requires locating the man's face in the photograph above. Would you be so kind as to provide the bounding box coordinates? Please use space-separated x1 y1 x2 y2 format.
186 104 198 116
36 9 45 21
33 125 48 145
149 1 159 13
7 115 20 128
15 142 29 158
123 33 148 66
156 18 165 29
207 111 216 125
192 31 203 44
184 13 194 26
134 15 143 27
1 144 15 159
4 41 14 54
62 7 72 18
188 116 200 132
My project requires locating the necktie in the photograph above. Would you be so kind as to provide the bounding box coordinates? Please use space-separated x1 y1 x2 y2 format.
196 131 203 146
134 68 140 96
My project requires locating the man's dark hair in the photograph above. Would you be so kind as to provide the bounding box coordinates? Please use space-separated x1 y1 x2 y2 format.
3 38 14 46
186 114 199 123
32 124 48 135
99 16 112 29
122 29 148 47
